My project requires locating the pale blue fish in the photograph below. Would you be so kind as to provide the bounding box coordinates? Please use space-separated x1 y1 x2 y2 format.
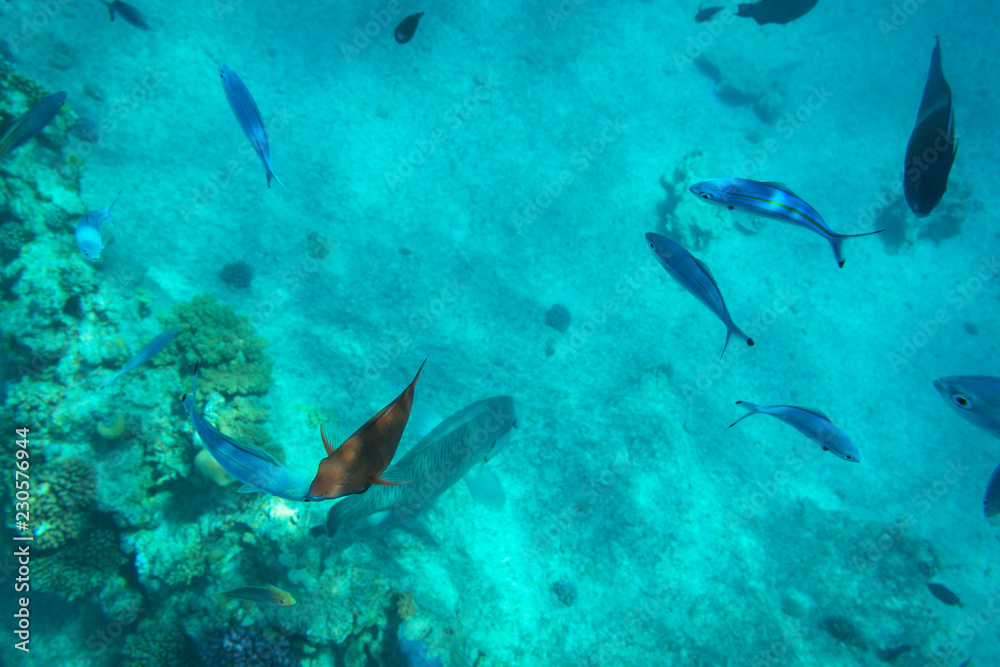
324 396 520 540
101 327 178 389
182 363 318 501
219 63 285 190
75 191 121 262
646 232 753 356
0 91 66 158
689 178 883 268
933 376 1000 518
730 401 862 462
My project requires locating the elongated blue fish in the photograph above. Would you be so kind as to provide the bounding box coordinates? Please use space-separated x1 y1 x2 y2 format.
101 327 178 389
646 232 753 356
75 191 121 262
730 401 862 462
219 64 285 190
182 364 318 501
324 396 519 540
933 376 1000 518
0 91 66 158
689 178 883 268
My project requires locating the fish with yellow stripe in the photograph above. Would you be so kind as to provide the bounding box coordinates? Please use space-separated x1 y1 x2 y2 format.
689 178 883 268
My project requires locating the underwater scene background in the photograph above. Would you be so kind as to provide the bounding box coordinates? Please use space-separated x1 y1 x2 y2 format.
0 0 998 665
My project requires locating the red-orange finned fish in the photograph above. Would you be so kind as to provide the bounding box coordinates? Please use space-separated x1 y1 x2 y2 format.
309 359 425 501
214 585 295 607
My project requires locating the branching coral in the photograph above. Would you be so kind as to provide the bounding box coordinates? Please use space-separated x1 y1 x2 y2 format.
32 457 97 549
123 620 192 667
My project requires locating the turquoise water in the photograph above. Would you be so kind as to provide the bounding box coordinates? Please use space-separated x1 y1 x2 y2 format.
0 0 997 665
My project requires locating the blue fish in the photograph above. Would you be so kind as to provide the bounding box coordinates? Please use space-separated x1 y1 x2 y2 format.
904 38 956 218
730 401 862 462
101 327 178 389
689 178 883 268
325 397 519 540
182 363 318 501
75 191 121 262
933 376 1000 518
219 64 285 190
645 232 753 356
0 91 66 158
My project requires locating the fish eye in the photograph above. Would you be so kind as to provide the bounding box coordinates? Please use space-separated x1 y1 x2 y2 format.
701 194 711 200
648 242 654 249
954 394 973 409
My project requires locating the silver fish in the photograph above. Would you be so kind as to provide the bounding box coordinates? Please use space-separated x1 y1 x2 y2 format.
182 363 318 501
730 401 862 462
0 92 66 158
75 191 121 262
324 396 519 540
101 327 178 389
689 178 882 268
219 63 285 190
646 232 753 356
933 376 1000 518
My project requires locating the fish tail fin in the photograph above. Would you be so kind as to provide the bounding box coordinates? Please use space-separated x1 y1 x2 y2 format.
830 229 885 268
721 324 754 358
729 400 761 428
181 362 200 415
267 168 286 191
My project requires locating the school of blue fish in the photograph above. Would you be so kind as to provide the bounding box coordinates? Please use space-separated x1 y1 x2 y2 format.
1 0 989 662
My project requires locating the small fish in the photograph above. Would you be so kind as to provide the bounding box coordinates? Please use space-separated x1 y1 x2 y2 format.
215 585 295 607
645 232 753 356
75 191 121 262
101 327 178 389
0 92 66 158
730 401 862 462
103 1 149 30
309 360 426 501
182 363 318 502
325 396 520 540
904 38 957 218
395 12 424 44
875 645 913 663
926 583 964 608
689 178 883 268
219 64 285 190
695 5 724 22
736 0 819 25
933 376 1000 518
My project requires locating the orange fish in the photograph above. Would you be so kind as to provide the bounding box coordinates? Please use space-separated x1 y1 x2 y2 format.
309 359 425 500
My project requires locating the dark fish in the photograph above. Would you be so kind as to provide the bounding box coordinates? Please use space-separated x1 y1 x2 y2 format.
103 1 149 30
395 12 424 44
695 5 724 22
903 38 956 218
927 583 964 608
0 92 66 158
219 63 285 189
875 645 912 663
325 396 519 540
736 0 819 25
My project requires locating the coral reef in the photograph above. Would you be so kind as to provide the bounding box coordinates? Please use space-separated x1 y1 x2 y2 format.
551 579 578 607
32 457 97 550
198 626 299 667
123 620 193 667
306 230 335 260
34 529 126 600
220 261 256 289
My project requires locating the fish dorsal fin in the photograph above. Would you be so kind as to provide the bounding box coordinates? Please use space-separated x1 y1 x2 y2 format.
320 423 338 455
759 181 798 197
372 464 412 486
784 405 833 422
691 256 718 286
226 438 281 466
